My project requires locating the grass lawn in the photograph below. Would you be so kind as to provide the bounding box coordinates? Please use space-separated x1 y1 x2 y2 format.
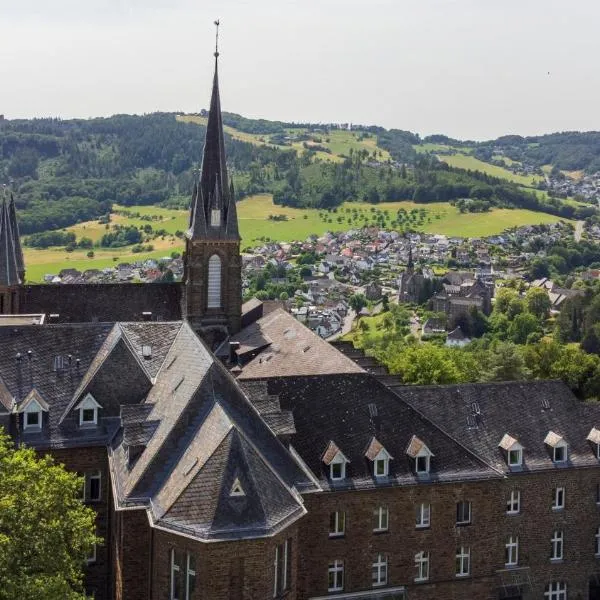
439 153 543 187
22 195 567 282
414 143 472 154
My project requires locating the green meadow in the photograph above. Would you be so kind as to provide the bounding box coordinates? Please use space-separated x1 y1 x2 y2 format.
22 194 565 282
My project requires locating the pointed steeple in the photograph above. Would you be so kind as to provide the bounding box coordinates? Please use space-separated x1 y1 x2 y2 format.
8 194 25 282
188 27 240 241
407 243 414 273
0 198 20 286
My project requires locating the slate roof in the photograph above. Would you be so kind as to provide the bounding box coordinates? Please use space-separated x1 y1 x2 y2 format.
109 322 315 541
232 309 363 379
389 380 600 474
262 373 499 491
21 282 183 322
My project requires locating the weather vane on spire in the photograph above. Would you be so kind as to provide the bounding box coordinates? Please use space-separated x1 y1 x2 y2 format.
214 19 220 58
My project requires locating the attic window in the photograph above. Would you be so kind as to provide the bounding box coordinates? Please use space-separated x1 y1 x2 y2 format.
142 345 152 359
499 434 523 468
322 441 349 481
406 436 433 475
75 393 102 427
545 431 568 463
587 428 600 459
24 409 41 430
365 437 392 478
19 390 49 431
230 478 245 497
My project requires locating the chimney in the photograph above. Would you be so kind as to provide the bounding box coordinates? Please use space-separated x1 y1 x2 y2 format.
229 341 241 364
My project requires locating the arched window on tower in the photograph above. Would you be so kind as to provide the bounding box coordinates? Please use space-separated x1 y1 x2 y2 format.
207 255 222 308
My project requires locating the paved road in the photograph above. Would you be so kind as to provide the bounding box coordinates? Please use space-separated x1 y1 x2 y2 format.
575 220 584 242
327 309 356 341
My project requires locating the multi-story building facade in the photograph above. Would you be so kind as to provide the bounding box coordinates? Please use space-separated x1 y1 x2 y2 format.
1 44 600 600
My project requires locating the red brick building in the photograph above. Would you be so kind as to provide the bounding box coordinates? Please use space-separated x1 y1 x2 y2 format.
1 46 600 600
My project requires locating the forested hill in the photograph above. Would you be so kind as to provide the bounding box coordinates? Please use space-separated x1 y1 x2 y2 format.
0 112 597 235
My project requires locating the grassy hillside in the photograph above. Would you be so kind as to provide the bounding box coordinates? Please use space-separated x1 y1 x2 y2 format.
22 194 566 282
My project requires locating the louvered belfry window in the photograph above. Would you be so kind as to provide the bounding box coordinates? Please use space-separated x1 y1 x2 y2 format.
207 254 222 308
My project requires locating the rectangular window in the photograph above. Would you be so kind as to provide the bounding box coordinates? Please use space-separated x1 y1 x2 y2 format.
373 506 389 532
456 546 470 577
414 551 429 582
85 471 101 502
274 539 291 597
374 458 388 477
456 501 471 525
81 408 97 425
416 503 431 528
508 448 522 466
372 553 388 587
329 511 345 538
330 461 345 480
553 445 566 463
507 490 521 515
595 527 600 556
170 550 196 600
328 560 344 592
596 483 600 504
551 531 563 561
552 487 565 510
24 410 41 429
544 582 567 600
415 454 429 474
505 536 519 567
86 542 97 565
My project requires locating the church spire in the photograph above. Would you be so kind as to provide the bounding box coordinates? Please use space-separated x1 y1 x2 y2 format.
0 195 20 287
407 243 414 273
8 194 25 282
188 21 240 241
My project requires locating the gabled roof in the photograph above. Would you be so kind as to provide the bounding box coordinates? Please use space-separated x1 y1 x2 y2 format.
18 388 49 412
544 430 566 448
365 437 391 461
322 441 349 465
233 309 363 379
498 433 522 451
587 427 600 445
406 435 433 458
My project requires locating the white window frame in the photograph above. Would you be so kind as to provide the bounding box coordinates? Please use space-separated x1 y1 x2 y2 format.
75 393 101 427
329 453 347 481
328 560 344 592
373 448 390 478
456 546 470 577
372 553 388 587
24 408 41 430
207 254 222 308
415 451 430 475
414 551 429 582
508 448 522 467
505 536 519 567
595 527 600 557
185 554 196 600
274 539 291 597
373 505 389 532
552 487 565 511
553 442 567 464
544 582 567 600
596 443 600 460
85 471 102 502
329 511 345 538
416 502 431 528
507 490 521 515
456 500 472 525
170 549 181 600
550 530 563 561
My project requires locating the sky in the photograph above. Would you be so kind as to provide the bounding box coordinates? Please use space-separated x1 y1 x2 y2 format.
1 0 599 140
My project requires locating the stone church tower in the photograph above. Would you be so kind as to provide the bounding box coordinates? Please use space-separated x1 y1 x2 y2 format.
183 45 242 341
0 194 25 314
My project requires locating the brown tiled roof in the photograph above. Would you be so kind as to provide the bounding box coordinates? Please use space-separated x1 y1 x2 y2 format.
322 441 342 465
544 430 564 448
233 309 363 379
498 433 520 451
364 437 387 461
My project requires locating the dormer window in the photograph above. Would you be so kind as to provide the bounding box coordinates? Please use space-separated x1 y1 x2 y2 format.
587 427 600 459
19 389 49 431
75 393 102 427
406 435 433 475
322 441 349 481
230 478 245 497
365 437 392 478
499 434 523 468
545 431 567 464
211 209 221 227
